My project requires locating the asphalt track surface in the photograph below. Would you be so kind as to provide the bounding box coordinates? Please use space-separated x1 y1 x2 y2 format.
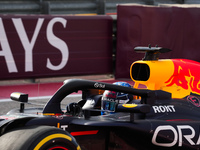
0 75 136 115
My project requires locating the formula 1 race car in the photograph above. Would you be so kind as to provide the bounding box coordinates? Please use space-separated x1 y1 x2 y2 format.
1 46 200 150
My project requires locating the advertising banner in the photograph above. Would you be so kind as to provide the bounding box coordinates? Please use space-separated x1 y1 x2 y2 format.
116 5 200 79
0 15 113 79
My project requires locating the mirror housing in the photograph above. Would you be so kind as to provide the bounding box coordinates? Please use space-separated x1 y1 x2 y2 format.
10 92 28 103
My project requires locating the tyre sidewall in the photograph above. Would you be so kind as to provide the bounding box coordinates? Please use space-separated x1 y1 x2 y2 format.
0 126 79 150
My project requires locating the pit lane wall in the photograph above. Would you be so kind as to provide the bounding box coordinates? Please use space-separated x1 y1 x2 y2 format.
115 4 200 79
0 15 113 80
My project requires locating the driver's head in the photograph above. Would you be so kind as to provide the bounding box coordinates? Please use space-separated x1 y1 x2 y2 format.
113 81 133 103
101 82 132 115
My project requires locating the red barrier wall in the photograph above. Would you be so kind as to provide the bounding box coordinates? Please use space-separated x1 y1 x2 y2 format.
116 5 200 79
0 15 113 80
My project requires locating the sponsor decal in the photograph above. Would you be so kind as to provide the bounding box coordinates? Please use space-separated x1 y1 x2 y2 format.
152 125 200 147
152 105 175 113
94 83 105 88
57 123 99 136
57 123 68 130
122 104 137 108
187 95 200 107
0 16 112 79
0 115 18 120
0 17 69 73
165 59 200 94
43 113 63 116
59 125 68 131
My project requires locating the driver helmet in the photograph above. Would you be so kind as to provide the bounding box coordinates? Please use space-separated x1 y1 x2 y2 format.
101 82 132 115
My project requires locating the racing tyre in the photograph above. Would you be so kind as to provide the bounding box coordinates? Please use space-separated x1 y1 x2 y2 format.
0 125 80 150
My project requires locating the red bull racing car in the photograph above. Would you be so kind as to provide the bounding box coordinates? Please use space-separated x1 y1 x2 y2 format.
0 46 200 150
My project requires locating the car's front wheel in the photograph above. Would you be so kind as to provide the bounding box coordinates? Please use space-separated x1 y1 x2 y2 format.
0 125 80 150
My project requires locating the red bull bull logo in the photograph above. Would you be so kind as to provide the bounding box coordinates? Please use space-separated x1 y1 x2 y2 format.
130 59 200 98
165 59 200 96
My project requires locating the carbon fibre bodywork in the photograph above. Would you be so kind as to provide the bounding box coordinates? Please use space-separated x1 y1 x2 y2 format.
0 79 200 149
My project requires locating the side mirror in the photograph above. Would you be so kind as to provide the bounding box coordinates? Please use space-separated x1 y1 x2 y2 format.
10 92 28 113
10 92 28 103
